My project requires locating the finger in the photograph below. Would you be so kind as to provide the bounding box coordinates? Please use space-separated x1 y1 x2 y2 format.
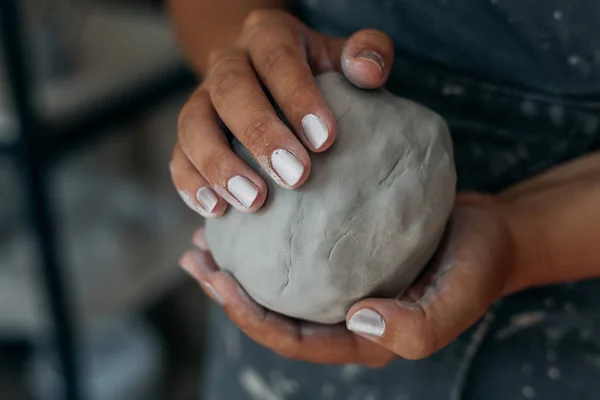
192 227 209 251
178 87 267 212
207 48 311 189
179 249 306 357
179 250 224 305
336 29 394 89
215 277 394 365
179 248 395 365
346 209 507 360
245 22 336 152
171 143 227 217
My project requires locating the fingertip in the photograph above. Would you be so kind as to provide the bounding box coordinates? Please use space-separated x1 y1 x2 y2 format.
346 299 417 341
342 55 387 89
346 308 386 339
179 251 225 305
346 298 389 320
179 249 207 281
300 112 336 153
192 228 209 250
210 200 229 217
341 29 394 89
211 271 266 319
266 146 312 190
195 186 228 218
217 174 267 213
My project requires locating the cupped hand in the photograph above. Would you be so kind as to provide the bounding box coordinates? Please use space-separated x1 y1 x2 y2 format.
171 9 394 217
179 193 521 365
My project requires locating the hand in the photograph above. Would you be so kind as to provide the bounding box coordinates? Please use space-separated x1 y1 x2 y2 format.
179 193 520 365
170 9 394 217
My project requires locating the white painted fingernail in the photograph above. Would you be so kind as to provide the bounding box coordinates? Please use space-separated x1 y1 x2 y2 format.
201 281 224 305
301 114 329 149
178 189 206 216
227 176 258 208
196 187 218 213
347 309 385 337
356 50 384 75
271 149 304 186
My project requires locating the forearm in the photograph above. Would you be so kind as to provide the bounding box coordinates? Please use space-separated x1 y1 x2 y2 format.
499 151 600 293
168 0 289 74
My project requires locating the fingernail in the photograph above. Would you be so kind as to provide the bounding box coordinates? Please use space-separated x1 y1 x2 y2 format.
347 309 385 337
201 281 224 305
356 50 384 75
301 114 329 149
196 187 218 213
177 189 206 216
271 149 304 186
227 176 258 208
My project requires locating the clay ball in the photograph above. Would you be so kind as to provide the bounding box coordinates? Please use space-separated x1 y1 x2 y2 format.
206 72 456 324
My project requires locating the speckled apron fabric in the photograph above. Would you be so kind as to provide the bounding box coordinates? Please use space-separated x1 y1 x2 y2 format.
201 1 600 398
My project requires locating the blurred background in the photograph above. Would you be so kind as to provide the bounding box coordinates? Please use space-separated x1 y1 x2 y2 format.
0 0 208 399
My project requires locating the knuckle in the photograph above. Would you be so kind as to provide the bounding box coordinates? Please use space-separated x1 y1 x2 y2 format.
244 9 274 30
262 43 298 75
243 11 297 47
280 80 310 111
207 48 228 67
210 65 246 102
177 103 194 141
197 148 228 177
177 90 208 141
208 47 246 75
243 114 274 145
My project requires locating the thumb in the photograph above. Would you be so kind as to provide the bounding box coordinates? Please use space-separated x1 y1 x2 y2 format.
325 29 394 89
345 269 498 359
345 213 506 359
345 297 487 360
346 297 496 360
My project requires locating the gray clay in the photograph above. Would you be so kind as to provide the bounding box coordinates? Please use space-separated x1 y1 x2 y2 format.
206 72 456 324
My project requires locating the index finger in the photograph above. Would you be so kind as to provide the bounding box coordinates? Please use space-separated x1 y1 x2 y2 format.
244 21 337 153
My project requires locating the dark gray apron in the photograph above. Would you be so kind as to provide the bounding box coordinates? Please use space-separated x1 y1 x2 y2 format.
201 1 600 398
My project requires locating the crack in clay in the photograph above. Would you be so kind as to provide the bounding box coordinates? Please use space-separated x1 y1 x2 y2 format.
335 104 354 123
285 222 294 290
282 195 305 293
379 154 407 186
423 138 434 168
328 230 352 260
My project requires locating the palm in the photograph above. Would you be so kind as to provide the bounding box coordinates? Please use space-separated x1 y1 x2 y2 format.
180 194 514 365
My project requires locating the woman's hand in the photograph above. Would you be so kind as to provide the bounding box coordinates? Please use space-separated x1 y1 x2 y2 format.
179 193 520 365
170 9 394 217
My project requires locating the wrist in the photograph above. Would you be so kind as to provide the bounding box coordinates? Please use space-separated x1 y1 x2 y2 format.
455 192 532 297
496 197 548 296
498 174 600 295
